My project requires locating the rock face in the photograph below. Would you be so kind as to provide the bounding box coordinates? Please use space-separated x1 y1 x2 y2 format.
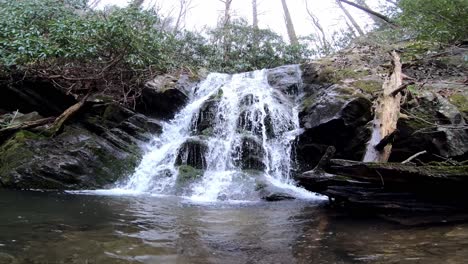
0 103 162 190
295 43 468 173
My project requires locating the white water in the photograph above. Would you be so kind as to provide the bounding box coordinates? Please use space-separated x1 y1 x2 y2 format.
113 67 319 201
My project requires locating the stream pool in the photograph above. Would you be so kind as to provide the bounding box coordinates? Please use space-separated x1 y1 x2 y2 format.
1 190 467 264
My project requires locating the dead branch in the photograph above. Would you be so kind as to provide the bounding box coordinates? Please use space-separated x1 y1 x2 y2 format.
0 117 56 140
374 130 397 151
339 0 398 27
402 150 427 164
390 81 415 96
49 93 91 136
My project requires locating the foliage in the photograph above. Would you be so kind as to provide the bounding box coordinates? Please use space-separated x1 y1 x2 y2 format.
207 19 312 73
0 1 313 107
397 0 468 43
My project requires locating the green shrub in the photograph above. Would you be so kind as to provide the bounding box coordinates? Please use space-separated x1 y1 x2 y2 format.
398 0 468 43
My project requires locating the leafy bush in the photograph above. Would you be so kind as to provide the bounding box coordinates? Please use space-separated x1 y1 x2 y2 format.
207 19 311 73
398 0 468 43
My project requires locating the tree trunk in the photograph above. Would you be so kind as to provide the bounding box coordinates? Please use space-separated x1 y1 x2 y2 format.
363 51 403 162
252 0 258 29
173 0 193 33
219 0 233 63
336 0 364 36
280 0 299 45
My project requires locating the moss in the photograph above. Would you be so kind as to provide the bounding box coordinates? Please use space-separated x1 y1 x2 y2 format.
208 89 224 100
302 95 316 109
449 94 468 114
318 66 368 83
90 143 140 184
255 182 267 191
177 165 203 184
353 80 382 94
102 104 130 124
201 127 214 136
0 130 38 182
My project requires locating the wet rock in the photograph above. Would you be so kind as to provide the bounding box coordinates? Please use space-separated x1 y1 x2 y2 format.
255 178 295 201
138 73 196 119
239 94 259 107
237 109 263 136
0 103 157 190
175 137 208 169
297 83 372 171
267 65 302 97
194 99 219 135
233 135 265 171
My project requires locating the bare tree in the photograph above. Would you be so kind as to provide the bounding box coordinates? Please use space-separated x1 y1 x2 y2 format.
252 0 258 29
219 0 233 27
280 0 298 45
173 0 194 33
304 0 330 53
335 0 364 36
218 0 234 63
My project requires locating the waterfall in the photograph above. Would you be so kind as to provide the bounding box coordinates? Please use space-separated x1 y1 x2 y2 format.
116 66 316 201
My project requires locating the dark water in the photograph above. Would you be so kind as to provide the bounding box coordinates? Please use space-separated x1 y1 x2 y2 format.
1 190 468 264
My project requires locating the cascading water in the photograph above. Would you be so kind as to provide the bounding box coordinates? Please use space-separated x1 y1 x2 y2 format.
115 66 315 201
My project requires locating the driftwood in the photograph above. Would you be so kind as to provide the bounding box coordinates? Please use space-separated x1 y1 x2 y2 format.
363 51 403 162
49 93 90 136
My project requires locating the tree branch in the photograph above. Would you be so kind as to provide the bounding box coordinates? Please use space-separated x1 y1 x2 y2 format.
339 0 398 27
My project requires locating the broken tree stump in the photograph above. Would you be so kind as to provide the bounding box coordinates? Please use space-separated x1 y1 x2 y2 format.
363 51 404 162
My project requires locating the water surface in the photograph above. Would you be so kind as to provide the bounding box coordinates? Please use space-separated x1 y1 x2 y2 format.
1 190 468 264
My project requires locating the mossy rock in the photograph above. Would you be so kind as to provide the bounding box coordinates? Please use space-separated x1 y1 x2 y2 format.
0 131 39 184
352 80 382 94
449 93 468 117
318 66 369 83
177 165 203 184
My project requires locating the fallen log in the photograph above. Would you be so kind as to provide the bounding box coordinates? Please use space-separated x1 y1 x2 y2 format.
297 159 468 215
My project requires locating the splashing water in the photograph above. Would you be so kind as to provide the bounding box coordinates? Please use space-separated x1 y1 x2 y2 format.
115 67 318 201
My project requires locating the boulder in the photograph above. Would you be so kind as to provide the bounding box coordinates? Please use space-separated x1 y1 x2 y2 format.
296 82 372 171
391 91 468 162
193 98 219 135
175 137 208 169
267 65 302 96
138 73 196 119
